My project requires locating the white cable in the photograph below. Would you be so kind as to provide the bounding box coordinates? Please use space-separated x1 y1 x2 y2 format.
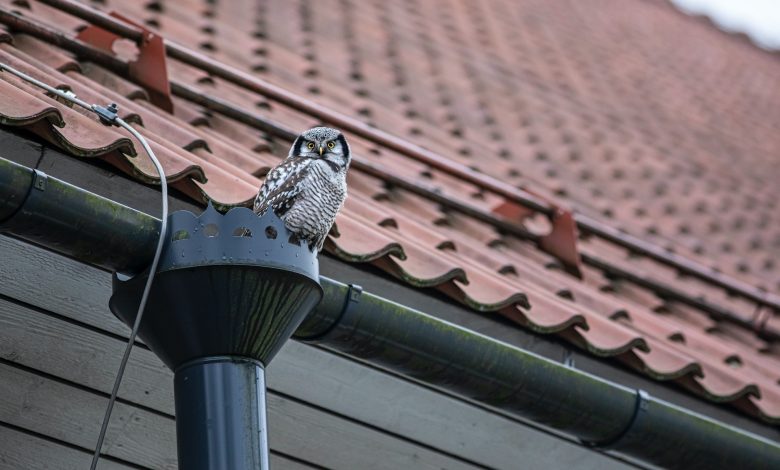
89 118 168 470
0 61 169 470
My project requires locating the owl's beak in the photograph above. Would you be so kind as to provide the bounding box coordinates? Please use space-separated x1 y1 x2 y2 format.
318 146 324 156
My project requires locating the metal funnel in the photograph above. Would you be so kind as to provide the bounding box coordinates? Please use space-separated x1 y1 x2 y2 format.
109 203 322 469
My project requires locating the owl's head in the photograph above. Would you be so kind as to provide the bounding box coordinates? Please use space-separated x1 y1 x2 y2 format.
291 126 351 170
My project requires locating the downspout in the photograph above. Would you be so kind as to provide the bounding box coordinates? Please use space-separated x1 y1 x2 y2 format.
0 156 778 469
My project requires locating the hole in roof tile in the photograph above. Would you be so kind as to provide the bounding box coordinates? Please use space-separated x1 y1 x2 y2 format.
378 218 398 229
265 226 277 239
355 88 370 97
724 355 743 368
145 1 164 12
255 100 272 110
409 127 422 136
556 289 575 301
253 31 267 39
203 224 219 238
233 227 252 237
199 41 216 52
437 241 457 251
610 309 631 321
498 265 517 276
668 332 686 343
449 128 463 138
307 86 321 95
201 25 215 35
252 63 268 73
253 47 268 56
499 149 512 160
144 18 160 28
599 283 616 293
196 75 215 85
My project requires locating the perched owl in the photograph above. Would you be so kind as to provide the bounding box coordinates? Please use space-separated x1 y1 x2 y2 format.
254 127 351 252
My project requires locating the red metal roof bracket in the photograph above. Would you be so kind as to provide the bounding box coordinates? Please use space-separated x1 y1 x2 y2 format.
76 12 173 112
493 198 582 277
540 208 582 277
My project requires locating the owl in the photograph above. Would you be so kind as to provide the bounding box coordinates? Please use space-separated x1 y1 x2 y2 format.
254 126 351 252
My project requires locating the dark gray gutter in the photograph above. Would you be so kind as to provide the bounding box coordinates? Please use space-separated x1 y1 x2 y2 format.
1 156 778 469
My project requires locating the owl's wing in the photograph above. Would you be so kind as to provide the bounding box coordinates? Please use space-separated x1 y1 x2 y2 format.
254 157 311 216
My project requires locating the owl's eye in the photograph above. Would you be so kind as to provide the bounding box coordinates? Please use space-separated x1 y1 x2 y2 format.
327 141 335 149
306 142 315 150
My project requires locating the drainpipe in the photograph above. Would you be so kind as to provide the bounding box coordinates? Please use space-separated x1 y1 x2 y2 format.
0 156 779 469
108 204 322 469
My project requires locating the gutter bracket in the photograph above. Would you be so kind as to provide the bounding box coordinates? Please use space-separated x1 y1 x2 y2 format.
581 389 649 450
324 283 363 338
32 169 47 192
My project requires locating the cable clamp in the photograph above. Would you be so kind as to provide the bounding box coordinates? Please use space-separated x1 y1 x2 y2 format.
93 103 119 126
